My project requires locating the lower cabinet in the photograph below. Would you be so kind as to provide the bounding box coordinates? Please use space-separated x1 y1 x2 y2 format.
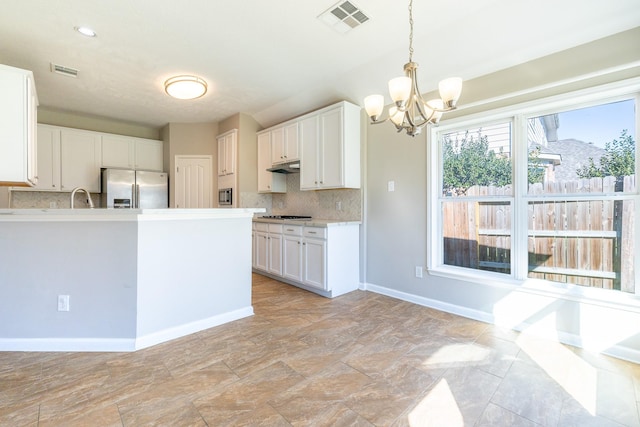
253 221 359 298
254 222 283 276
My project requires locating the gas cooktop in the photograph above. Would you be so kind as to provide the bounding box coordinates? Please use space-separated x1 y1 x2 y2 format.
260 215 312 220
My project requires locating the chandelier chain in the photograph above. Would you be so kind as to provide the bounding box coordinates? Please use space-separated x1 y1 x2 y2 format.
408 0 414 62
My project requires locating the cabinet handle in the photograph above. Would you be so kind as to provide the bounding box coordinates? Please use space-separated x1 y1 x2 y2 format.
52 184 56 188
308 231 317 234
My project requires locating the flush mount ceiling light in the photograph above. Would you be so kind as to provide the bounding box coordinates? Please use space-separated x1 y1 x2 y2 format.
74 26 96 37
164 75 208 100
364 0 462 137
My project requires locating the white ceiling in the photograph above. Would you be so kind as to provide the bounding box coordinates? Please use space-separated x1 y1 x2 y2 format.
1 0 638 129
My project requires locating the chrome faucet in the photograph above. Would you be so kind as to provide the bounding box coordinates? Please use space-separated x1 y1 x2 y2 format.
70 187 95 209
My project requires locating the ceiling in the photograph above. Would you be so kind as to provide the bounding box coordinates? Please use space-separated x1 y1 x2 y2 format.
1 0 638 129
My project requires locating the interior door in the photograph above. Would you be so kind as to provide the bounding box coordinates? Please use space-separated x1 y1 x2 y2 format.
174 155 212 208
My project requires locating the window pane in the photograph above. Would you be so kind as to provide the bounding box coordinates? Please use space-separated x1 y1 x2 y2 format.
527 99 636 195
527 199 635 293
441 122 512 197
442 200 511 274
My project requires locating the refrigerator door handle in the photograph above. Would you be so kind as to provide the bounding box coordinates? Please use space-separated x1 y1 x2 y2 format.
136 184 141 209
131 184 136 209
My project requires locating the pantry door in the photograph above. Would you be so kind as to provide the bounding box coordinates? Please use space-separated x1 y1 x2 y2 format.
174 155 212 208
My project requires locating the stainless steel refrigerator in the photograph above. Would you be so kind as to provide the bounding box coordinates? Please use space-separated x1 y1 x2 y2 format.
101 168 168 208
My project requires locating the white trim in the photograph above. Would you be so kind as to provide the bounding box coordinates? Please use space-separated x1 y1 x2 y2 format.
135 306 254 351
0 338 136 352
363 281 495 324
361 281 640 364
0 307 254 353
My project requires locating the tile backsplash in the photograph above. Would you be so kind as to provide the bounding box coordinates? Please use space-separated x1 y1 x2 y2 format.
10 191 98 209
269 174 361 220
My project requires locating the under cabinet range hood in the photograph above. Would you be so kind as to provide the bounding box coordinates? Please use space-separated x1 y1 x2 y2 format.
267 161 300 174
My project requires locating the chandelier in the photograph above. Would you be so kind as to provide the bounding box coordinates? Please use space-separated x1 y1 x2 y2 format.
364 0 462 137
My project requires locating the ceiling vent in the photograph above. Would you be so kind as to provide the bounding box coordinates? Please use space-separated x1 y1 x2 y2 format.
319 1 370 34
50 63 78 78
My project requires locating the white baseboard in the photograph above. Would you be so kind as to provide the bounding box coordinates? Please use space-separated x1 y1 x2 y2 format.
0 306 254 353
135 306 254 351
362 281 640 364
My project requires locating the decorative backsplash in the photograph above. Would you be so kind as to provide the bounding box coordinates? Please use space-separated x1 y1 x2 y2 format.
269 174 361 221
10 191 98 209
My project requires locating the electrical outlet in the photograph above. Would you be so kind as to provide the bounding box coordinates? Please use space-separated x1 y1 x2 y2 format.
388 181 395 192
415 266 423 278
58 295 70 312
49 201 57 209
336 201 342 211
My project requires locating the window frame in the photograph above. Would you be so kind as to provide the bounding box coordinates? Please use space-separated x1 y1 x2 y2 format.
427 78 640 301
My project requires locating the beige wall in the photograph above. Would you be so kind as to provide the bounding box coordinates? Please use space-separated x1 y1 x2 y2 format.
38 107 160 139
162 122 218 208
364 27 640 358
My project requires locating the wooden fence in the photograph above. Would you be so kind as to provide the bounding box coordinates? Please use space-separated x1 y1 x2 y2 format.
443 175 636 293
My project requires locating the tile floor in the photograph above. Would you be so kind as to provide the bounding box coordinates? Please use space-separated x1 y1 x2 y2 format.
1 273 639 426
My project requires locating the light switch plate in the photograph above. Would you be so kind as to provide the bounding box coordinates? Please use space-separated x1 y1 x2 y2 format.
388 181 395 192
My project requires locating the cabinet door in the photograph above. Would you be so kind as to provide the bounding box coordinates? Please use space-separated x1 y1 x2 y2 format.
319 107 344 188
268 233 283 276
303 238 326 290
0 66 37 186
283 235 303 282
135 138 163 171
299 114 319 190
60 129 101 192
102 134 134 169
254 232 268 271
258 132 285 193
32 125 61 191
217 131 237 176
284 122 299 162
270 126 285 164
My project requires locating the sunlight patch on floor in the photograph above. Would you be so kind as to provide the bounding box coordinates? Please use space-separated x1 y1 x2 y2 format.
408 378 464 427
517 334 598 415
422 343 491 369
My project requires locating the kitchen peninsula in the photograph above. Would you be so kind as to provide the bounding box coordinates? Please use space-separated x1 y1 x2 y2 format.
0 207 263 352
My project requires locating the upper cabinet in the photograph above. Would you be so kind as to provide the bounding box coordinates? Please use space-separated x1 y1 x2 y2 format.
270 122 299 165
31 125 61 191
300 101 361 191
60 129 102 192
102 134 163 171
217 129 237 176
257 131 286 193
0 64 38 187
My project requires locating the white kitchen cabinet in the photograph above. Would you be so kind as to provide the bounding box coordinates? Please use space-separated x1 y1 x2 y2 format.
102 135 163 171
253 221 360 298
254 231 268 271
283 225 303 282
254 222 284 275
217 129 237 176
268 229 283 276
60 129 102 192
31 125 61 191
257 131 285 193
300 101 361 191
271 122 299 165
134 138 163 171
0 64 38 187
303 236 326 290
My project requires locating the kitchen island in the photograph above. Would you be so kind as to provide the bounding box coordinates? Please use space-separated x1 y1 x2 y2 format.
0 208 263 352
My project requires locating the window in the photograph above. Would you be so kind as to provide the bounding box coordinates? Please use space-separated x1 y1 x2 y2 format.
430 89 638 295
440 121 514 275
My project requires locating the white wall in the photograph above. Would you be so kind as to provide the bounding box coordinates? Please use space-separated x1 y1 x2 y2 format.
363 27 640 362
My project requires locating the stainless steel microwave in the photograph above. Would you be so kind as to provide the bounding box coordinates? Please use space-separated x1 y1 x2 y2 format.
218 188 232 206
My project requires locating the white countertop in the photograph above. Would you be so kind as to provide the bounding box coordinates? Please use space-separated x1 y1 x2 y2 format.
0 208 265 222
253 216 361 227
